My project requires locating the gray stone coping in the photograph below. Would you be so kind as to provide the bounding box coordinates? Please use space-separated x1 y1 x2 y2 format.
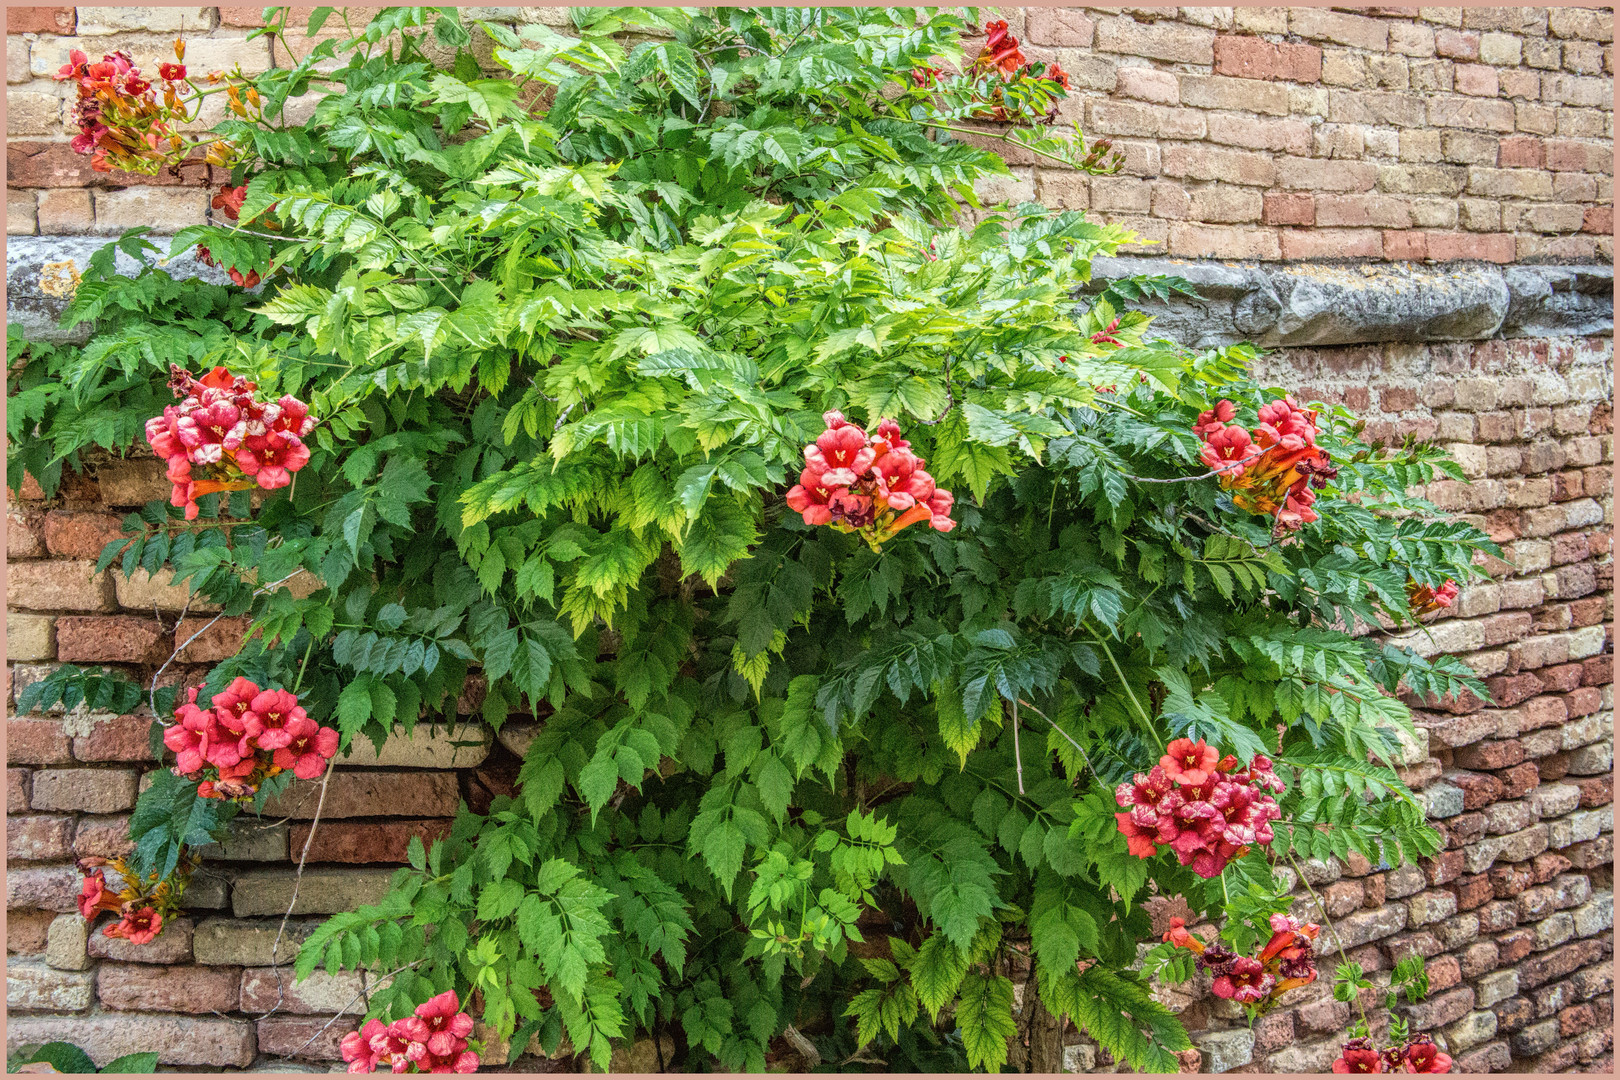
1084 256 1613 349
7 234 1613 349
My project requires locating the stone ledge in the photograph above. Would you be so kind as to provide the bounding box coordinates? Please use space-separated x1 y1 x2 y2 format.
1081 257 1613 348
9 237 1613 349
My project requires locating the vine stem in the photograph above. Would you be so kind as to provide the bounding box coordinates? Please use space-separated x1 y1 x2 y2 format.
1015 697 1102 785
149 569 311 719
1083 621 1165 753
258 762 334 1024
1009 698 1025 795
1281 846 1368 1032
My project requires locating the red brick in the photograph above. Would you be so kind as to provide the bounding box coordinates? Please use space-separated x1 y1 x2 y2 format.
1537 664 1588 693
73 813 133 858
5 865 82 913
8 770 30 814
1453 739 1525 770
1213 35 1323 82
1296 996 1352 1033
1491 863 1536 898
1562 686 1603 717
1281 228 1383 259
7 719 74 765
1025 8 1095 46
1384 230 1428 260
7 142 209 189
1519 939 1606 989
72 715 158 763
42 511 132 561
1560 1003 1598 1037
219 6 269 27
1497 927 1535 963
1570 596 1606 627
1423 231 1518 263
7 815 76 860
1426 954 1463 992
1452 873 1494 910
256 1015 348 1061
56 616 169 665
8 909 56 953
288 819 455 864
97 962 242 1013
1498 135 1545 168
1570 774 1612 808
174 616 252 663
1487 672 1545 707
1499 761 1541 798
263 772 460 820
6 7 75 33
1435 28 1481 59
1579 655 1612 686
1424 849 1466 885
1447 770 1504 810
1583 206 1613 235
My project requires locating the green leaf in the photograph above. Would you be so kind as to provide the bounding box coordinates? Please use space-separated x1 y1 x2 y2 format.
956 970 1018 1072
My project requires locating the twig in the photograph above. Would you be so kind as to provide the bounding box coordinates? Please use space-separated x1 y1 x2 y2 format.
284 960 423 1058
256 763 334 1024
149 569 311 718
1015 697 1101 783
1281 846 1368 1031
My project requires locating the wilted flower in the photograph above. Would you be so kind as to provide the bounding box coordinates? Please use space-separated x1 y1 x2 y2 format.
1407 579 1460 616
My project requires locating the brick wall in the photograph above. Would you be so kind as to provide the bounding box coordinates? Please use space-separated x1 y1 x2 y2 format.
5 5 1615 1074
8 6 1614 260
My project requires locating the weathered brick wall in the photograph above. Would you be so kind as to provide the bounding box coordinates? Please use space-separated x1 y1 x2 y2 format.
5 5 1614 1074
8 6 1614 259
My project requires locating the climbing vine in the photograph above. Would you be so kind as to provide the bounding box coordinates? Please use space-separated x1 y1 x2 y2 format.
10 8 1491 1073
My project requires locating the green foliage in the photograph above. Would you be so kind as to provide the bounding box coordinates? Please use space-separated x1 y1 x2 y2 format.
5 6 1495 1072
7 1043 158 1074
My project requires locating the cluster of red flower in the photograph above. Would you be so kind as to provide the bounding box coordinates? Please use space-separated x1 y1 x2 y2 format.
166 678 339 800
1195 396 1338 532
341 990 482 1074
1406 579 1461 616
53 39 222 174
76 853 195 946
909 20 1072 119
972 20 1070 91
785 412 955 550
1333 1034 1452 1074
1163 912 1321 1008
145 365 316 520
1113 740 1284 879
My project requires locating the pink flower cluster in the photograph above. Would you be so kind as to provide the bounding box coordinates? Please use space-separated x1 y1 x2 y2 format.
1164 912 1320 1009
785 412 955 550
341 990 481 1074
1333 1034 1452 1074
1194 396 1337 532
1113 740 1284 878
145 365 316 520
165 677 338 800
